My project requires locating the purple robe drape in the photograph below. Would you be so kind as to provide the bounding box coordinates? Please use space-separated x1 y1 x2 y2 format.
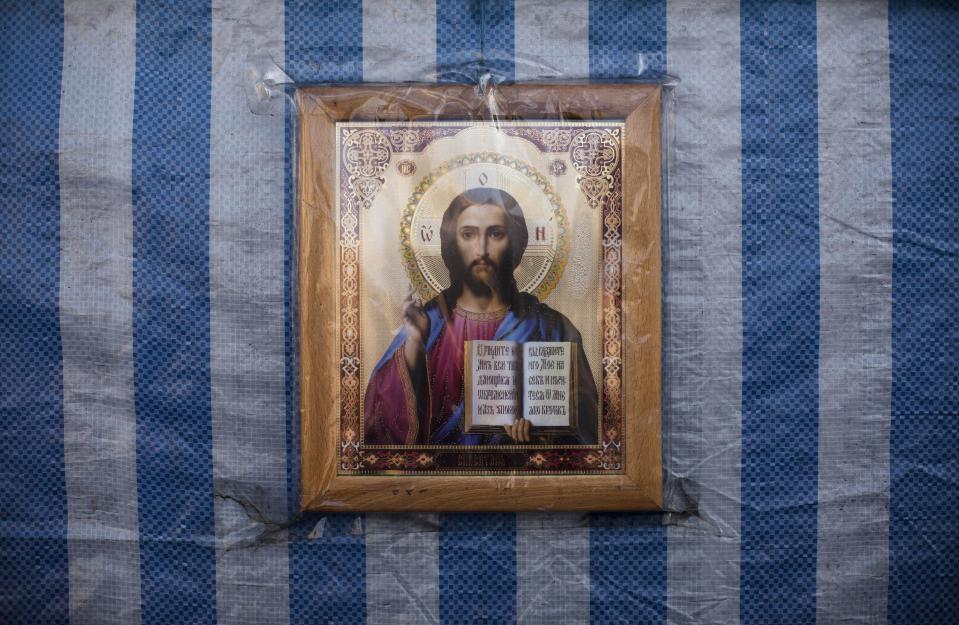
364 307 503 444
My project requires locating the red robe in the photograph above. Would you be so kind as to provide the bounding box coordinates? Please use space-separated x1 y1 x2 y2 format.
364 306 505 445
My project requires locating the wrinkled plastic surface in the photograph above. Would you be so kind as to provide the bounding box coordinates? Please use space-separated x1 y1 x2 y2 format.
3 1 958 624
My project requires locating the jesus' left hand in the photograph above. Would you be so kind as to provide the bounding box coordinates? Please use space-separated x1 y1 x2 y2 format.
504 418 531 443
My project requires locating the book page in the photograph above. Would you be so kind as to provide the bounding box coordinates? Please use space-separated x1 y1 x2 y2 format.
467 340 520 427
522 342 573 427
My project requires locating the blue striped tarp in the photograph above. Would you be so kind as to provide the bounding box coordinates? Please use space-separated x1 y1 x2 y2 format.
1 1 957 624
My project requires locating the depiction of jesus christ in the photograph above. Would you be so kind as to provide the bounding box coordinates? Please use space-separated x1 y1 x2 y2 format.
363 187 598 446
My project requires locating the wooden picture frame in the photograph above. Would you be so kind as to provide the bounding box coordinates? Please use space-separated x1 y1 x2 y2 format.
298 83 663 511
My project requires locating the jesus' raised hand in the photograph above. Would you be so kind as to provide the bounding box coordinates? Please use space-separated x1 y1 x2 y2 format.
402 288 430 373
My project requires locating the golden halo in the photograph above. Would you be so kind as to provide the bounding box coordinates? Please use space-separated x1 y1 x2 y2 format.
400 152 570 303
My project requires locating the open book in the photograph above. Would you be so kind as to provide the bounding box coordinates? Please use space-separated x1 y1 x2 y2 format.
463 340 579 435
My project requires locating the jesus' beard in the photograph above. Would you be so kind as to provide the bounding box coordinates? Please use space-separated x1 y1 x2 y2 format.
451 253 517 302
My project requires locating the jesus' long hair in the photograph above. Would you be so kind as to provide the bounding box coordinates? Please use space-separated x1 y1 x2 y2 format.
439 187 529 311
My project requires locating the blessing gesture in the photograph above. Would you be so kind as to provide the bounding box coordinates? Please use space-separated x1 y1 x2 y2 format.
402 288 430 373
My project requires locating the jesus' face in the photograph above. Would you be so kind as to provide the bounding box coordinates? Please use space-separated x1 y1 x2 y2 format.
454 203 513 297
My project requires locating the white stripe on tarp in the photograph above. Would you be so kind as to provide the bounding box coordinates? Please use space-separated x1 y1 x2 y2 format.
365 514 440 625
665 1 744 624
513 4 591 623
59 1 141 623
516 513 590 625
209 1 290 623
514 0 589 80
815 2 893 623
363 0 436 82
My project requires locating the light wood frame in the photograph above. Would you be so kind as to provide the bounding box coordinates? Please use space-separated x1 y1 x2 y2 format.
298 84 663 511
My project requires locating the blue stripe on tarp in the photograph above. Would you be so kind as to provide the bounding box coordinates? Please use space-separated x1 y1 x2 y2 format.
283 0 307 524
589 513 666 625
589 0 667 79
433 6 517 624
587 3 668 623
285 2 366 624
283 0 362 83
131 1 216 623
288 514 367 624
436 0 514 81
439 513 517 625
285 112 297 524
0 3 66 623
739 1 821 624
478 0 514 80
887 3 959 623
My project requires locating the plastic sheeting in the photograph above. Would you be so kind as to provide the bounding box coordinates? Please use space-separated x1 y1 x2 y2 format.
1 1 957 624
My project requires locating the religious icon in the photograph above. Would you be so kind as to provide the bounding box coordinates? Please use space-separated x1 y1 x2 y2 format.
336 121 623 472
298 84 663 510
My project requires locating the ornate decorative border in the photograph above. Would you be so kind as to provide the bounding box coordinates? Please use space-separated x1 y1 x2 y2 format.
337 122 624 474
570 128 621 210
341 128 391 209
